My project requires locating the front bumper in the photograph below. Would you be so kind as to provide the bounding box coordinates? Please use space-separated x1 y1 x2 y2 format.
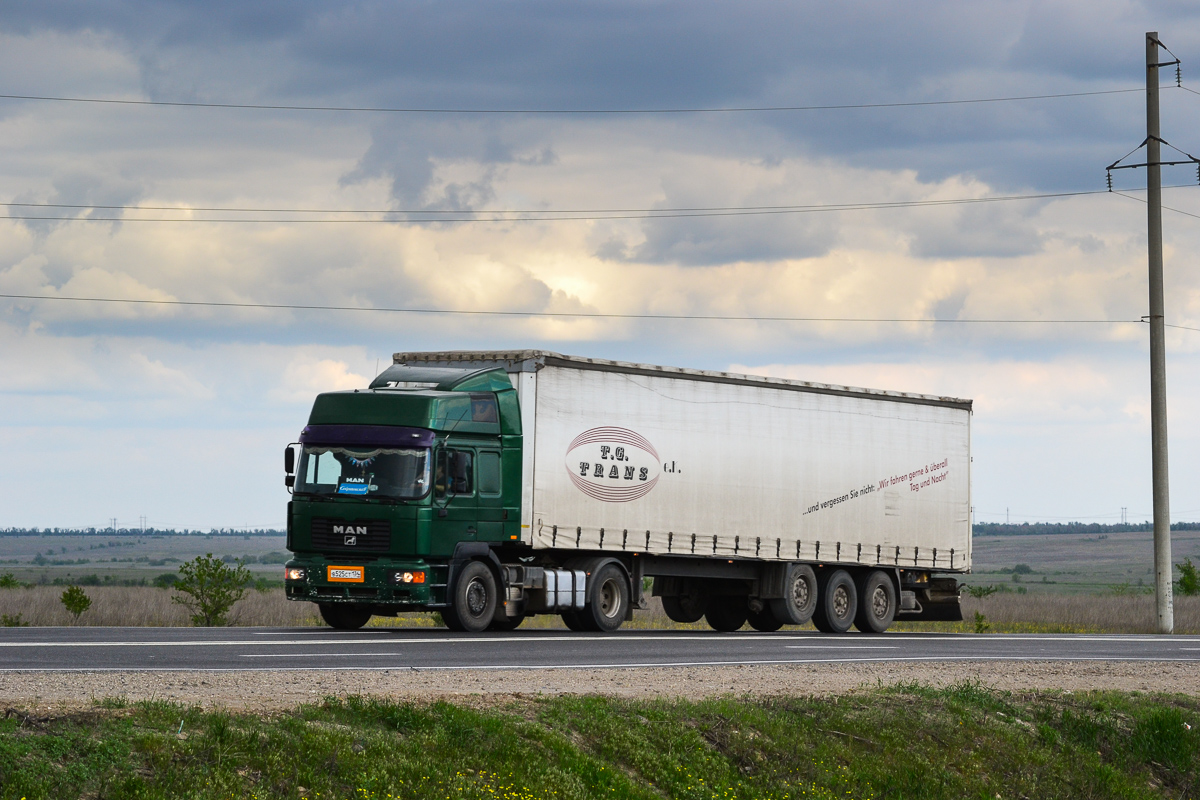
284 556 447 606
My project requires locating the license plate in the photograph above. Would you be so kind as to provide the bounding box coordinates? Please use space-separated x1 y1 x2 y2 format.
327 566 365 583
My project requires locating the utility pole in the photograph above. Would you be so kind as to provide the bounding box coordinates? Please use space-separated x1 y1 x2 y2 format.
1146 31 1173 634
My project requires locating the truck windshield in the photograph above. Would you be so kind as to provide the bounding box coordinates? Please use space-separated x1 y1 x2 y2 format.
295 446 430 500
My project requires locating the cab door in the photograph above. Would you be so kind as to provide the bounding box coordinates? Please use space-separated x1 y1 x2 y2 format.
430 446 478 556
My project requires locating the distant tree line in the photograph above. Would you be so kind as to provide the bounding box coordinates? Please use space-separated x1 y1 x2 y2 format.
974 521 1200 536
0 527 285 537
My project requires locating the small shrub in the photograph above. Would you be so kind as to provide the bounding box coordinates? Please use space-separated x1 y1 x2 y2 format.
172 554 252 627
0 573 21 588
1013 564 1033 574
1178 558 1200 596
60 585 91 620
964 584 998 599
153 572 178 588
973 611 991 633
0 613 29 627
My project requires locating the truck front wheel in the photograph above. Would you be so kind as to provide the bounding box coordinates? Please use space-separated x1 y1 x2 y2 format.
446 561 498 633
853 570 896 633
812 569 857 634
575 563 629 632
318 603 372 631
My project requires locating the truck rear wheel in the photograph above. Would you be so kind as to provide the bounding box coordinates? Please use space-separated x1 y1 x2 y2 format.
769 563 818 625
662 589 708 623
575 563 629 632
318 603 372 631
705 597 748 632
812 569 857 634
446 560 498 633
853 570 896 633
747 605 784 632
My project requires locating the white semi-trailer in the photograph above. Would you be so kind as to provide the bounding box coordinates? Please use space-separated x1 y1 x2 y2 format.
285 350 970 633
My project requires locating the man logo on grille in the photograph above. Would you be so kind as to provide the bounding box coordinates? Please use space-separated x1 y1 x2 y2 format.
344 535 357 546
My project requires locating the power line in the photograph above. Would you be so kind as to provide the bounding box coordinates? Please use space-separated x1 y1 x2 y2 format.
6 185 1196 221
0 189 1121 223
0 87 1148 115
0 292 1148 325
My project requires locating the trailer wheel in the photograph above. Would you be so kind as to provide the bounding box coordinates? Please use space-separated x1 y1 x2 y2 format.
446 560 498 633
747 605 784 632
705 597 748 632
853 570 896 633
318 603 372 631
662 590 708 623
769 563 818 625
812 569 857 634
575 563 629 632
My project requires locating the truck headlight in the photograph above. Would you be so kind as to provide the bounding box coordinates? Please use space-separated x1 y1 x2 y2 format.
392 570 425 584
285 567 306 581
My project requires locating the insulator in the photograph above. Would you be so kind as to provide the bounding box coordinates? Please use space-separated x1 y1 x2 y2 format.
1178 65 1183 87
1196 162 1199 185
1106 170 1113 192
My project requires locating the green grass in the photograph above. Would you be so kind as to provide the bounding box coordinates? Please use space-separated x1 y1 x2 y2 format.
1 684 1196 799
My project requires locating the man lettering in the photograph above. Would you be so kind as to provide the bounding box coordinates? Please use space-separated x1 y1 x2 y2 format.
624 466 635 480
594 463 605 478
600 445 611 460
579 462 590 476
609 465 620 479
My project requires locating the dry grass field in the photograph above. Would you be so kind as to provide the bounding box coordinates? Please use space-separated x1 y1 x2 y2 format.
3 585 1198 633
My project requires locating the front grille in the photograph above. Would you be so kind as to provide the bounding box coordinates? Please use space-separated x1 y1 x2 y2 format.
310 517 391 553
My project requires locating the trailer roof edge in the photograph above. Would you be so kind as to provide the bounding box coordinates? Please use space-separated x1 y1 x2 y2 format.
392 350 974 412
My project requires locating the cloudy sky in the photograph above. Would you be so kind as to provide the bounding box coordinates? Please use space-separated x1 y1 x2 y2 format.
3 1 1200 529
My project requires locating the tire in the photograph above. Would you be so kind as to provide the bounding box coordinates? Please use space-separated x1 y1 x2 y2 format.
575 563 630 632
662 589 708 624
318 603 372 631
561 611 588 631
853 570 897 634
769 563 818 626
747 605 784 632
705 597 748 632
488 613 526 632
812 569 857 634
446 560 498 633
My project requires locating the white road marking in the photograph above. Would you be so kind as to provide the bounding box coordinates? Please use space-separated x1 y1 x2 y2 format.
0 654 1197 673
784 645 897 650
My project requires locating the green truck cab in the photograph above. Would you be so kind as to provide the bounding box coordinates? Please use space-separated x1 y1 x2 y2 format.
283 364 524 630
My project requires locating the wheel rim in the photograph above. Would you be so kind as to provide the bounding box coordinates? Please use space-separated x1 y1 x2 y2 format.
832 585 850 619
598 578 621 619
791 575 811 609
465 578 488 617
871 585 889 619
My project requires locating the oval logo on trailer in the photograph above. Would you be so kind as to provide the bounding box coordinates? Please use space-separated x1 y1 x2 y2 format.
564 427 661 502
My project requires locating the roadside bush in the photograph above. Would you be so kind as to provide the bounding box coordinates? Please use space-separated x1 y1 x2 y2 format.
964 584 999 598
60 585 91 620
0 613 28 627
0 573 20 588
1178 557 1200 597
172 554 252 627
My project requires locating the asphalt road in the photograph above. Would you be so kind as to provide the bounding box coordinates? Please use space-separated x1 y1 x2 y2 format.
1 628 1198 671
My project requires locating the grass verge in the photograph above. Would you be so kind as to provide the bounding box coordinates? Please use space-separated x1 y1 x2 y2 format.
1 683 1196 799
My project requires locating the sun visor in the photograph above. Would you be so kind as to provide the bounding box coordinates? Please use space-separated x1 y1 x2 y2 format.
299 424 436 448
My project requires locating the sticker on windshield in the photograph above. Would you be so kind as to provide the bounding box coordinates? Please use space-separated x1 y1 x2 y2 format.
337 477 370 495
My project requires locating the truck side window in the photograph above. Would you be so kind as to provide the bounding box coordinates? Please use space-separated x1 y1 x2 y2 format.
437 448 474 496
477 452 501 495
470 394 499 423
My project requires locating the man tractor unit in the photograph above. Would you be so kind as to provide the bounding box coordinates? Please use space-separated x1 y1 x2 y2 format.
283 351 969 633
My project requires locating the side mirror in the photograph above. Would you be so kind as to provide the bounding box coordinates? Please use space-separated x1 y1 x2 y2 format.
284 475 295 488
284 445 296 474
